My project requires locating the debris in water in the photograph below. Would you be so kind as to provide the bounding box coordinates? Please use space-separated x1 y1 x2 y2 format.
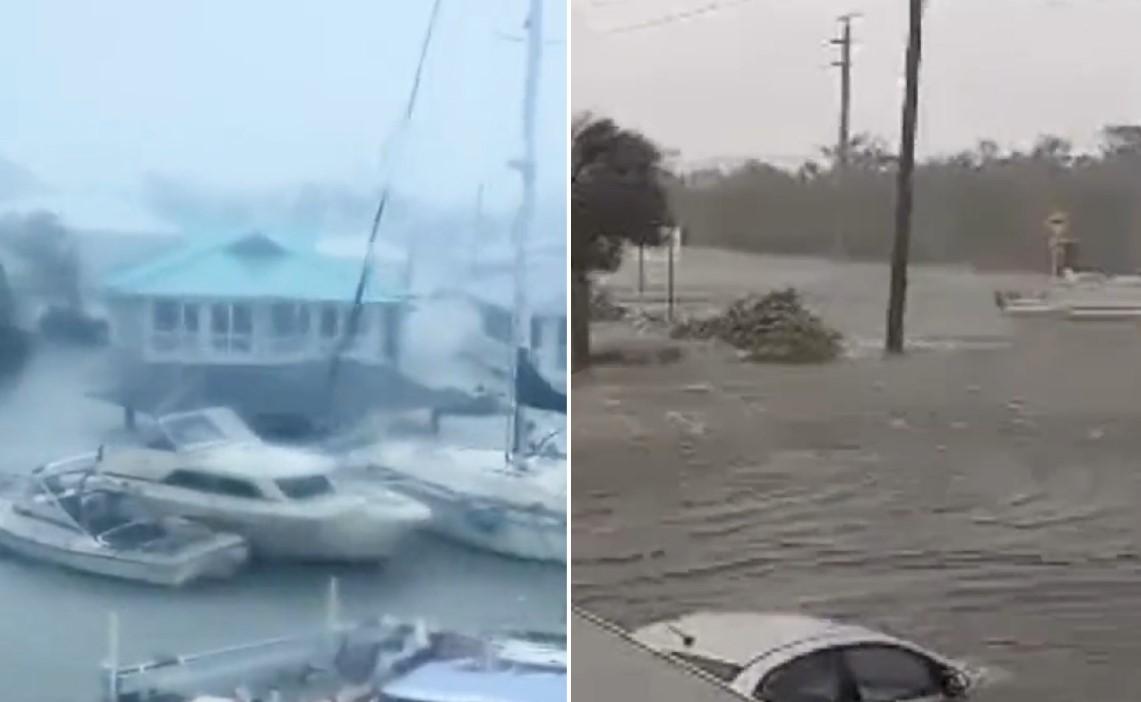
950 421 968 431
682 383 713 394
888 417 909 430
590 286 628 321
1087 427 1105 441
670 288 842 363
665 411 706 436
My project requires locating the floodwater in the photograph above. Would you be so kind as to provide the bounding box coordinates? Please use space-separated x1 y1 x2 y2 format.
573 249 1141 702
0 346 565 702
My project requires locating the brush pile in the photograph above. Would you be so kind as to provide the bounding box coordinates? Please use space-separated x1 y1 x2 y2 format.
670 288 842 363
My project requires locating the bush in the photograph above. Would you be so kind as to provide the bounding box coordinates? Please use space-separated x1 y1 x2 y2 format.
671 288 842 363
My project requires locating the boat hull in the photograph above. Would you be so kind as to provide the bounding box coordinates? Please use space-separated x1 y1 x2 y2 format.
0 503 248 587
367 467 566 564
110 489 430 563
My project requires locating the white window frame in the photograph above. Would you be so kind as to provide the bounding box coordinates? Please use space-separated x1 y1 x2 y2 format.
209 301 253 355
150 299 201 356
268 301 311 355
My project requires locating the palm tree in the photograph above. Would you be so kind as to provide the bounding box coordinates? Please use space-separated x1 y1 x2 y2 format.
571 113 671 369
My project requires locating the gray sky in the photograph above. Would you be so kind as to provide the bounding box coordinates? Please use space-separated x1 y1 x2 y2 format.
0 1 566 225
573 0 1141 167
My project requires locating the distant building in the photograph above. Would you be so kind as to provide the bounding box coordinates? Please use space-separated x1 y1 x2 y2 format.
455 252 567 394
96 230 463 431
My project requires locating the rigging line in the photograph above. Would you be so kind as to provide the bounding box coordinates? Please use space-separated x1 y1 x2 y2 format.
325 0 445 414
600 0 755 35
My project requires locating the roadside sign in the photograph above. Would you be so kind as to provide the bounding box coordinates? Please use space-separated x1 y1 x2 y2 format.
1045 211 1069 238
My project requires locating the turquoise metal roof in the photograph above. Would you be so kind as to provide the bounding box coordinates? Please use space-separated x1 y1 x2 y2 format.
103 231 407 302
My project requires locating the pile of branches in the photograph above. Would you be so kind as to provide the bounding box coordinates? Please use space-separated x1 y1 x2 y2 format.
589 286 628 321
670 288 842 363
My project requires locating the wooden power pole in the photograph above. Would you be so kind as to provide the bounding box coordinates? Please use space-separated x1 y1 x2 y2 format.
830 13 858 257
885 0 924 354
831 14 856 172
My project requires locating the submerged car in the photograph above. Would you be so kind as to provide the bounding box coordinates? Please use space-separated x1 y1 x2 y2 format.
633 611 978 702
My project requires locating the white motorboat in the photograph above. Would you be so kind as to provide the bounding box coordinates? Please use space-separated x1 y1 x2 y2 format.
96 407 432 562
0 457 248 587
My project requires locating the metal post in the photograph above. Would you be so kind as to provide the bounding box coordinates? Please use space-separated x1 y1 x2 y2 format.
326 576 341 631
667 233 675 322
638 242 645 298
103 612 120 702
507 0 542 460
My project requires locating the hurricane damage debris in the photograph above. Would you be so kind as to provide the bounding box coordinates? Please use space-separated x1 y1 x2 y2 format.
670 288 843 363
590 285 628 321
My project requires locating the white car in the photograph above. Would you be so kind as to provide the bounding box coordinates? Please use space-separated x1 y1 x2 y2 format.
633 612 978 702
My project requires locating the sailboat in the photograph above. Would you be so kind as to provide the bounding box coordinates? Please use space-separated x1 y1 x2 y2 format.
345 0 566 564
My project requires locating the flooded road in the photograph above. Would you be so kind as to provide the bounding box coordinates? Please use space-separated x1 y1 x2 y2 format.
0 347 564 702
573 250 1141 702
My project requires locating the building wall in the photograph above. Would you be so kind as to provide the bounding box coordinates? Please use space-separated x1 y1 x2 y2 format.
474 300 567 387
107 295 403 367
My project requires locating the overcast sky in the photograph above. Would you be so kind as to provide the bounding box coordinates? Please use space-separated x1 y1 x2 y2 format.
574 0 1141 167
0 1 566 223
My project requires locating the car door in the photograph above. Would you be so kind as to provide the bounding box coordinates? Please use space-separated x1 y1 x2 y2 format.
837 644 948 702
753 649 859 702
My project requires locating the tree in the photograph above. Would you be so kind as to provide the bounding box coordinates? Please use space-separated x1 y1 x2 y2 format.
571 113 671 369
885 0 924 354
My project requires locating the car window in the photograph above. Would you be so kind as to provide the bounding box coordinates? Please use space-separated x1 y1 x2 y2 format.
757 650 849 702
671 651 744 683
840 644 941 702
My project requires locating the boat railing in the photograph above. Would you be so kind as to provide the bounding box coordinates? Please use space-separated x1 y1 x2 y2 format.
25 468 101 540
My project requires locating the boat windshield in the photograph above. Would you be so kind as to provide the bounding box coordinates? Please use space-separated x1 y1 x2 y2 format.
157 408 258 450
276 475 336 500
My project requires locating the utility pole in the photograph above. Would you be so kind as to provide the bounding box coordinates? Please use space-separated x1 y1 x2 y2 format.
831 14 856 172
830 13 858 258
885 0 924 354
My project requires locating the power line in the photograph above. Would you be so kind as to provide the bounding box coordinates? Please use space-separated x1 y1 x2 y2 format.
600 0 756 35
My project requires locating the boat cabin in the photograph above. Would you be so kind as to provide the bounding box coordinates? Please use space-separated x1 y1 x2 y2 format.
107 407 341 504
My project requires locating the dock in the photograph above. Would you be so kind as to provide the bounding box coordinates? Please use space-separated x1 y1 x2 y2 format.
571 608 746 701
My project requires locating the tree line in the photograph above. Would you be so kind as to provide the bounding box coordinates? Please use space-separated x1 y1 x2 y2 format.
669 125 1141 273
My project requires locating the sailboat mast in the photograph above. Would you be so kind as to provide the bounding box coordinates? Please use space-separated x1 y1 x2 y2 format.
508 0 542 459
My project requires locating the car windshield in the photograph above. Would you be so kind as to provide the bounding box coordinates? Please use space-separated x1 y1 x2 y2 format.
671 651 743 683
276 475 336 500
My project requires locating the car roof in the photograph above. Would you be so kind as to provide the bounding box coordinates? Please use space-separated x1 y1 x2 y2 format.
632 611 920 667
